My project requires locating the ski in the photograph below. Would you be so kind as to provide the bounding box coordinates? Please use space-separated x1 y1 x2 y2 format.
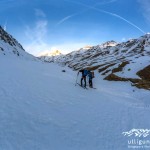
91 87 97 89
76 83 88 89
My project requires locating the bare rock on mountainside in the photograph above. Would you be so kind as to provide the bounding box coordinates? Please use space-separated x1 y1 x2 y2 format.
104 73 150 90
137 65 150 81
104 73 129 81
112 61 129 73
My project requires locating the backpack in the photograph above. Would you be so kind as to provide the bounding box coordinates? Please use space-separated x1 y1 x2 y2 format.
92 72 95 78
83 70 88 76
88 71 94 79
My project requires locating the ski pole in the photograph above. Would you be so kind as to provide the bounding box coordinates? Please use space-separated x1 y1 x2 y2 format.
75 72 79 86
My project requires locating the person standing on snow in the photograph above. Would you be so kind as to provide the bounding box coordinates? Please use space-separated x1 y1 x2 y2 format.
79 69 89 88
88 71 94 88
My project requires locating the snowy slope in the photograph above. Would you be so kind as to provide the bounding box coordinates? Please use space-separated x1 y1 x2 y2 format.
0 26 35 60
0 54 150 150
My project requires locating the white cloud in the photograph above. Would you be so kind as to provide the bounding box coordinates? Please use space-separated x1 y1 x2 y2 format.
24 9 48 55
25 20 48 41
34 8 46 18
138 0 150 23
56 14 76 26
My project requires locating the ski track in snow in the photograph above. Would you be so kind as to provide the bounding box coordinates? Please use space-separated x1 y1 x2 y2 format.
0 56 150 150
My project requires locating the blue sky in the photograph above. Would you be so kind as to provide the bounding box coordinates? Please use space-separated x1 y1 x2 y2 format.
0 0 150 55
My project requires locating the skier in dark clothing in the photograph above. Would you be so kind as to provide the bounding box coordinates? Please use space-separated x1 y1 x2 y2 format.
79 69 88 87
88 71 94 88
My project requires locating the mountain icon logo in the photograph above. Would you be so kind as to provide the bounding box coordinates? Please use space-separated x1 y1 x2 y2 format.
122 129 150 138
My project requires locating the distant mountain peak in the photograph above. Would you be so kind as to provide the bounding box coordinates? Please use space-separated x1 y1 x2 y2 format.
100 40 118 48
83 45 92 49
38 50 62 57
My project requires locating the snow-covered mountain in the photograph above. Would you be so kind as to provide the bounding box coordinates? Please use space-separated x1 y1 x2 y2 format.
38 50 62 57
0 26 35 60
38 50 62 62
39 34 150 90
